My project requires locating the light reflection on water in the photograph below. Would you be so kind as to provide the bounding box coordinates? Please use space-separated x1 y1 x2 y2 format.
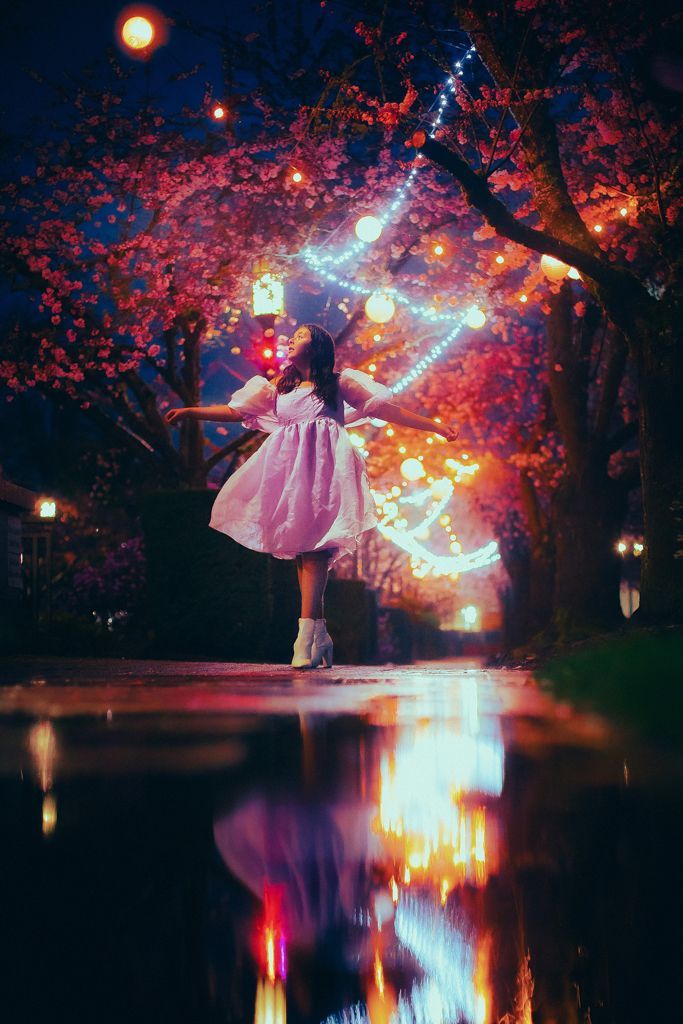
2 667 680 1023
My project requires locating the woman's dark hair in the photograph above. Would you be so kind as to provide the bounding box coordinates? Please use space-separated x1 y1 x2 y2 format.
275 323 340 408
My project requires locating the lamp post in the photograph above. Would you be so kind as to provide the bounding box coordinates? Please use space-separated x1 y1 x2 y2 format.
252 264 285 378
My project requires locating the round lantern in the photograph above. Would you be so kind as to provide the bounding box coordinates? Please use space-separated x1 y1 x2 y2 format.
121 15 154 50
355 216 383 243
400 458 426 482
540 254 570 281
365 291 395 324
465 306 486 329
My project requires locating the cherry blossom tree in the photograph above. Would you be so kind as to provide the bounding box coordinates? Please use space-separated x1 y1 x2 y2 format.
299 0 681 623
0 65 402 487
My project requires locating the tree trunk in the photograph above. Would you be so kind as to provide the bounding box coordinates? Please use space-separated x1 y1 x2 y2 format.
635 324 683 622
550 468 626 636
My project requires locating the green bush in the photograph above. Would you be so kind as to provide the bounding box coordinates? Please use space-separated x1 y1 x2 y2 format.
537 629 683 745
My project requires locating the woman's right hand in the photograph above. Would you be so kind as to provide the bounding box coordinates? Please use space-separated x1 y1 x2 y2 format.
165 407 188 426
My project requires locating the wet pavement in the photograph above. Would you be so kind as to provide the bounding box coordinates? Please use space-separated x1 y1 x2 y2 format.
1 657 680 1023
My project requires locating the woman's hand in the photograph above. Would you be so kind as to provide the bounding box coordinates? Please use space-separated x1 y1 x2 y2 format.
165 407 188 426
436 422 459 443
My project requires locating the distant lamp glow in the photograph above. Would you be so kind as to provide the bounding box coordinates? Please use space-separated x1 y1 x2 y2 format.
540 254 571 281
617 540 627 554
39 499 56 519
567 267 581 280
212 104 226 120
252 271 285 317
365 291 395 324
121 15 154 50
594 224 603 233
519 293 528 303
495 255 505 264
400 458 426 482
461 604 479 629
355 215 383 242
620 207 628 217
291 170 303 183
633 542 644 555
465 306 486 329
433 244 444 256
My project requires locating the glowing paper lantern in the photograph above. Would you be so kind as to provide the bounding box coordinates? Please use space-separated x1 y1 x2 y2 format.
355 216 383 242
567 266 581 280
465 307 486 329
121 15 154 50
540 254 570 281
400 458 426 482
252 271 285 317
365 291 395 324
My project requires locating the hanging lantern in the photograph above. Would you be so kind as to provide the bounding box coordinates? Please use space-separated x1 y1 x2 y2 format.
465 307 486 329
117 6 168 57
355 216 383 242
121 15 154 49
400 458 426 482
567 266 581 280
540 254 570 281
252 269 285 318
365 291 395 324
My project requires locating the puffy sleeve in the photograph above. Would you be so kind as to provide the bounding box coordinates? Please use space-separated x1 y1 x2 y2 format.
340 368 394 427
228 375 280 433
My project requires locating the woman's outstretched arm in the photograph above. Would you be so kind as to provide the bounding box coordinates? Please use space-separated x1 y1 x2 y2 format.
165 405 244 425
365 398 459 442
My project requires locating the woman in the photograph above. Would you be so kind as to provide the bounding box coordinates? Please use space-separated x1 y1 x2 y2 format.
165 324 458 668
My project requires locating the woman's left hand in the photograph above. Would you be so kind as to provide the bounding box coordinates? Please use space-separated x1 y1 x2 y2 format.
437 423 459 442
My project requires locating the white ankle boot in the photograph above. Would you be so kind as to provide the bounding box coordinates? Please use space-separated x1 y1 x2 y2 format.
291 617 316 668
310 618 334 668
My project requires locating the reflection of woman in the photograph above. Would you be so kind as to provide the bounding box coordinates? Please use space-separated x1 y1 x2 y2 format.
213 792 382 1021
166 323 458 669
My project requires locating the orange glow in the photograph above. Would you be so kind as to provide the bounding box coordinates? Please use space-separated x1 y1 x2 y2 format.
212 104 226 120
620 207 628 217
116 6 168 58
594 223 603 233
122 15 154 49
265 927 276 983
374 950 385 997
495 254 505 264
433 244 444 256
474 934 492 1024
263 348 274 359
292 171 303 183
519 293 528 303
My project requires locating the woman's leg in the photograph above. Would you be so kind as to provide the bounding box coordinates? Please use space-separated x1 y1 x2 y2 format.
300 550 331 619
295 554 303 600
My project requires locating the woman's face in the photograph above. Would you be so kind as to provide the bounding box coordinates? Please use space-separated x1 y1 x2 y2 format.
287 326 312 363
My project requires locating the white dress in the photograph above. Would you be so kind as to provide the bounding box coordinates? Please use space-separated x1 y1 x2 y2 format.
209 368 394 571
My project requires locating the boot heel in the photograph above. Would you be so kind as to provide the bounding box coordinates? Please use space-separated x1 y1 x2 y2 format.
320 644 333 668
